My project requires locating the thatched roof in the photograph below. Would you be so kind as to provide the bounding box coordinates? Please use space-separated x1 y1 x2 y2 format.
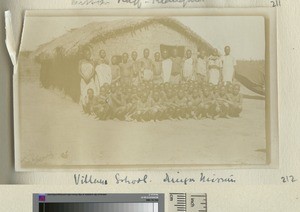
33 17 216 60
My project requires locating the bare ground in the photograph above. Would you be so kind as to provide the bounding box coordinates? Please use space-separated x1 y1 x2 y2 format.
18 80 266 168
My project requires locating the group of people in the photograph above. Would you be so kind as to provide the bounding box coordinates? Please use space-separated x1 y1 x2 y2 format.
79 45 242 121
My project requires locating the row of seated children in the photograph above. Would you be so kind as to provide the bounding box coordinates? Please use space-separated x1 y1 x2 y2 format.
82 81 243 121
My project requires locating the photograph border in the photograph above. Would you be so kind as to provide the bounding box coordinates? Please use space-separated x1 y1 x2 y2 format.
13 8 278 171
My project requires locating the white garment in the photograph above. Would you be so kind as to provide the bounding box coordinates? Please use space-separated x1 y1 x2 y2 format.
79 61 95 106
209 69 220 85
196 57 207 76
94 64 112 95
79 62 94 82
80 78 95 106
222 55 236 82
143 68 153 81
208 56 222 85
183 58 194 79
162 59 172 83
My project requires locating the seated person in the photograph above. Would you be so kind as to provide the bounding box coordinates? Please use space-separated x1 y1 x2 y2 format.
187 89 203 119
109 85 127 120
148 91 164 121
201 87 218 119
82 88 97 115
132 93 151 122
215 86 230 118
93 87 111 120
174 89 188 119
228 84 243 117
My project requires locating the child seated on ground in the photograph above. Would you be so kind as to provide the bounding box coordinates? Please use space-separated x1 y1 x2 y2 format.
215 86 230 118
187 89 203 119
82 88 97 115
174 89 188 119
132 93 151 122
228 84 243 117
201 87 218 119
148 91 164 121
93 87 111 120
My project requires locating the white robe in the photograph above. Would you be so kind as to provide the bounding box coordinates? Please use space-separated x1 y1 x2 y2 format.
162 59 172 83
183 58 194 80
222 55 236 82
79 62 95 106
94 64 112 95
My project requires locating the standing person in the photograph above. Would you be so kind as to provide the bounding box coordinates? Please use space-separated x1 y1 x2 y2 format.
196 49 208 83
138 48 154 82
78 47 96 107
94 49 112 95
130 51 140 86
97 49 109 65
110 55 121 84
153 52 163 84
207 48 222 85
170 48 183 84
161 49 172 83
120 53 132 86
222 46 236 84
183 49 196 81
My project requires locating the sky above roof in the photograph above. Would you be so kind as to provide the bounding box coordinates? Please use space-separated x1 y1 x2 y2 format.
21 16 265 60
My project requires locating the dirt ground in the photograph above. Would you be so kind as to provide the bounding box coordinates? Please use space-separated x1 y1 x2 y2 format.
18 80 266 169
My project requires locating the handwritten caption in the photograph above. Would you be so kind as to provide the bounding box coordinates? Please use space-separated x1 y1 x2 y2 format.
71 0 205 8
74 172 236 185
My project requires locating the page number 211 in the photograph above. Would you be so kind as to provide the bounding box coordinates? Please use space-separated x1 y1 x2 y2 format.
270 0 281 7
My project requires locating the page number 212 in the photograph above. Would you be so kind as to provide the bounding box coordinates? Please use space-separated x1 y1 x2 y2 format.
270 0 281 7
281 175 297 183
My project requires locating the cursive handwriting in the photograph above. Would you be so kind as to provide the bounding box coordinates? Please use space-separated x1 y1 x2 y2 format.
115 173 148 184
74 174 108 185
151 0 204 7
71 0 205 8
163 173 196 185
199 173 236 183
71 0 109 6
118 0 142 8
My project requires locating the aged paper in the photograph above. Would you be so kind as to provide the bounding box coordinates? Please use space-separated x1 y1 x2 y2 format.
14 9 277 170
1 0 300 211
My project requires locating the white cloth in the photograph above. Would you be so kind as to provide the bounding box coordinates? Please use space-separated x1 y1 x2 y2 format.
80 78 95 106
222 55 236 82
183 58 194 79
79 61 95 106
162 59 172 83
196 57 207 76
142 69 153 81
79 62 94 82
94 64 112 95
208 56 222 85
209 69 220 85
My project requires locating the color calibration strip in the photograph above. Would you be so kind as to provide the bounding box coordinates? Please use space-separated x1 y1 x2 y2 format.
39 202 158 212
169 193 207 212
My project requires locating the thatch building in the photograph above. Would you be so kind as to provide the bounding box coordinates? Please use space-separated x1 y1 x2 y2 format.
33 17 216 102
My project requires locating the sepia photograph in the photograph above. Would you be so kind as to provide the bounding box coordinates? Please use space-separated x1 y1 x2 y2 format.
15 11 271 169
